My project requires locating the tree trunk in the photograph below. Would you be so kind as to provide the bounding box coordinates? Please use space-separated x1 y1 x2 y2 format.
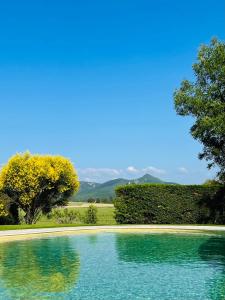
24 207 42 224
24 212 34 224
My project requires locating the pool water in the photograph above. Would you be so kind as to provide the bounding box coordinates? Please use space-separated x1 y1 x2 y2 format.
0 232 225 299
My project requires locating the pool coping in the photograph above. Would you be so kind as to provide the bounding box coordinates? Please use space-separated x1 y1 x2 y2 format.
0 225 225 243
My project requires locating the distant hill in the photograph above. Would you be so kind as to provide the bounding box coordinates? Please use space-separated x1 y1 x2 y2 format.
72 174 176 201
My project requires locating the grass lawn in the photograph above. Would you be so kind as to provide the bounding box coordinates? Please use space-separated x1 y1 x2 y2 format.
1 204 224 231
0 206 116 230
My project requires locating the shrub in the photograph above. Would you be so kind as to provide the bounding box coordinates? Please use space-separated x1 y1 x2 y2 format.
84 205 98 224
49 208 81 224
0 192 16 224
114 184 225 224
0 193 9 218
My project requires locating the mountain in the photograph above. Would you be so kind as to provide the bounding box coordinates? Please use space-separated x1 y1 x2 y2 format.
72 174 175 201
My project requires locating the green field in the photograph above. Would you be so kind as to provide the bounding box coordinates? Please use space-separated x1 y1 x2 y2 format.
0 206 116 230
39 206 116 226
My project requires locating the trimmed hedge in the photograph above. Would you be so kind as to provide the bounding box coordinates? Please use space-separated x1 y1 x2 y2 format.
114 184 225 224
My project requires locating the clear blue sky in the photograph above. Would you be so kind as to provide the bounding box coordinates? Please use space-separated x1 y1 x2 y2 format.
0 0 224 183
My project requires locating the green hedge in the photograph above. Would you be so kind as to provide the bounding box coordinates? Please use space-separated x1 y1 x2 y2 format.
114 184 225 224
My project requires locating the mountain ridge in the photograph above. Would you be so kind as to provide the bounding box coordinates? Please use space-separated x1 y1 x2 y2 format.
72 174 176 201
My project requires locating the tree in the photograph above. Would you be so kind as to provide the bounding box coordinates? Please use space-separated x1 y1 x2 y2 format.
0 191 19 224
174 38 225 182
0 192 10 218
203 179 221 186
0 152 79 224
84 204 98 224
0 192 12 224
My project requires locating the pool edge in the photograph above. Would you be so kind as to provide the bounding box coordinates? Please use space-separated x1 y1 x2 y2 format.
0 225 225 243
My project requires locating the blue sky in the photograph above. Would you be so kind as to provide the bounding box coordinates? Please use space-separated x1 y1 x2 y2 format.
0 0 224 183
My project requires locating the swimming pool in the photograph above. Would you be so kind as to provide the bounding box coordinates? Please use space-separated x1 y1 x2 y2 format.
0 232 224 299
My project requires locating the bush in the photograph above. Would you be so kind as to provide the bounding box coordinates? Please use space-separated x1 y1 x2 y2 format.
49 208 81 224
0 192 16 225
114 184 225 224
84 205 98 224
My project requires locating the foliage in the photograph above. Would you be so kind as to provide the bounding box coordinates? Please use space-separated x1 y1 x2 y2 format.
174 38 225 181
0 192 12 224
87 197 113 203
48 208 81 224
84 205 98 224
18 209 26 224
203 179 221 186
114 184 224 224
0 206 116 229
0 192 10 218
0 152 79 224
0 192 18 224
87 197 99 203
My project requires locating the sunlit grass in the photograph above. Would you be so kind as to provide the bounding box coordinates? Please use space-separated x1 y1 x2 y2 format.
0 206 116 230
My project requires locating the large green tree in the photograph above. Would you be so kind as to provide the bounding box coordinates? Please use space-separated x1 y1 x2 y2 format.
174 38 225 181
0 152 79 224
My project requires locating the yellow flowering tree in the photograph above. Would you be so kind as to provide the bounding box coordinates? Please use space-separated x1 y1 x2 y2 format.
0 194 9 218
0 152 79 224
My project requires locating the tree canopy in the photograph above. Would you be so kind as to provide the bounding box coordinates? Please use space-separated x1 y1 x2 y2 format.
174 38 225 182
0 152 79 224
0 192 11 221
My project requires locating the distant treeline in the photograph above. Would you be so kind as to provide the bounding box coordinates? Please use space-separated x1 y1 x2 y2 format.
86 197 114 204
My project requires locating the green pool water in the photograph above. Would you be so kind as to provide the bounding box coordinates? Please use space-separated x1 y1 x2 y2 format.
0 232 225 299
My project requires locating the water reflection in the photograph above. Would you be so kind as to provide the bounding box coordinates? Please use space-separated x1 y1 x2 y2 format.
116 233 225 299
116 233 208 264
0 233 225 299
198 236 225 300
87 234 98 245
0 237 80 299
